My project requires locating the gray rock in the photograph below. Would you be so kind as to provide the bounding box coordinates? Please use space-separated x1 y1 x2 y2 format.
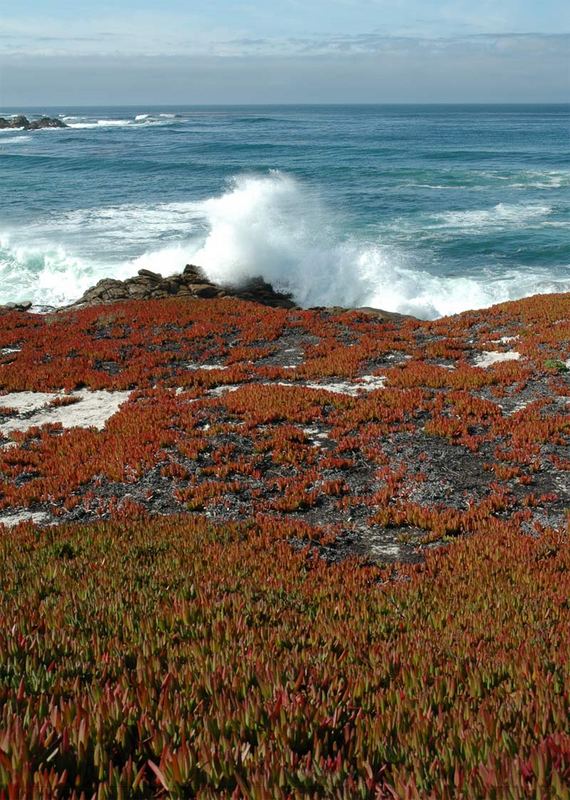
189 284 220 298
68 263 293 310
1 301 32 312
0 115 67 130
29 116 67 130
137 269 163 281
10 115 30 129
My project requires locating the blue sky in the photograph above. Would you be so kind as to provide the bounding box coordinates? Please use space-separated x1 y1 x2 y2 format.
1 1 569 103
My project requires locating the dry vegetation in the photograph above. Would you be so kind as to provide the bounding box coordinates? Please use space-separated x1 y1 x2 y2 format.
0 293 568 797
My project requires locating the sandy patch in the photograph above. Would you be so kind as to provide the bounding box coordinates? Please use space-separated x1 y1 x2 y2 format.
207 377 388 399
491 336 520 345
0 511 49 528
187 363 228 371
208 384 242 397
0 390 131 436
303 376 387 396
473 351 521 368
0 392 57 415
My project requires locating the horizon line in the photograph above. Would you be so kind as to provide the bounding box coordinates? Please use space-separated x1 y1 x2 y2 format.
3 102 569 108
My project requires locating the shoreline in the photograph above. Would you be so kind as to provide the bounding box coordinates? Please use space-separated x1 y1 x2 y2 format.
1 263 569 322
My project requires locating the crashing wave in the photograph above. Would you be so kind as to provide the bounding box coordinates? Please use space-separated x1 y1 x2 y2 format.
1 172 568 317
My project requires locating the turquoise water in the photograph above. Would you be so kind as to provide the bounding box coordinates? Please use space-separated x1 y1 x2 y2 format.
0 104 569 317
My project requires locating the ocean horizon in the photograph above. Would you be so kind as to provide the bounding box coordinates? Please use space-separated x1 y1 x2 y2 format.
2 103 569 318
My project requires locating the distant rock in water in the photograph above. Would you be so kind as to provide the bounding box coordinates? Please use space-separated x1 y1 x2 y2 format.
69 265 298 310
0 115 67 130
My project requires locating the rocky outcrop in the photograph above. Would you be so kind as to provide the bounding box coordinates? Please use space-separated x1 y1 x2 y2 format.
69 265 297 309
0 301 32 313
0 115 67 130
313 305 414 322
68 264 414 319
1 265 411 320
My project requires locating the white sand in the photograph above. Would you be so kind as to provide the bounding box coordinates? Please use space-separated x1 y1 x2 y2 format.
0 511 49 528
303 426 330 447
370 540 404 558
358 375 388 390
0 392 58 415
491 336 520 345
187 363 228 371
302 375 387 396
208 384 242 397
0 390 131 436
206 376 387 399
473 351 521 368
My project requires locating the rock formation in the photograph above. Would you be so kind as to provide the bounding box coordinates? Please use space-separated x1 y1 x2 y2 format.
0 115 67 130
70 265 297 309
0 264 411 320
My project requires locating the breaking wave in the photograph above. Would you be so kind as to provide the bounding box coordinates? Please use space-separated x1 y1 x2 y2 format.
1 173 568 317
62 113 181 129
191 174 570 317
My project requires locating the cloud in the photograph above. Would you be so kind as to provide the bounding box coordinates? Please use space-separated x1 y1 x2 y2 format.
1 14 568 60
2 0 569 59
1 6 568 105
1 34 568 106
218 31 570 56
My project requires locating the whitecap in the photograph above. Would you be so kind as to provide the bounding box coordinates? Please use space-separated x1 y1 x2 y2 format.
0 136 31 145
434 203 552 231
65 119 132 129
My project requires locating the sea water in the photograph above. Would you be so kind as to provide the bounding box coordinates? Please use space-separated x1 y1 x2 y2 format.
0 104 568 318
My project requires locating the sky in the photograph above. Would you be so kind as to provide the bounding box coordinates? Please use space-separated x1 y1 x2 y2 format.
0 0 569 104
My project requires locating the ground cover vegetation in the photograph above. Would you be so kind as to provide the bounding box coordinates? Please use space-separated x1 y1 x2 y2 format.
0 293 568 797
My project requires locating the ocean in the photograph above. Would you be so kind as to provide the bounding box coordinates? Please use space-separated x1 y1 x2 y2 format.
1 104 569 318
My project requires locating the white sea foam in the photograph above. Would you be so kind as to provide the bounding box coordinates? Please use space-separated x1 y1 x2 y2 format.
65 119 133 129
1 172 569 318
0 234 138 307
64 114 178 129
508 170 570 190
188 174 570 317
435 203 552 231
2 114 173 132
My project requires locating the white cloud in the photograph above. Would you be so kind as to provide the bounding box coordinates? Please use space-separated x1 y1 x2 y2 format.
1 35 568 105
